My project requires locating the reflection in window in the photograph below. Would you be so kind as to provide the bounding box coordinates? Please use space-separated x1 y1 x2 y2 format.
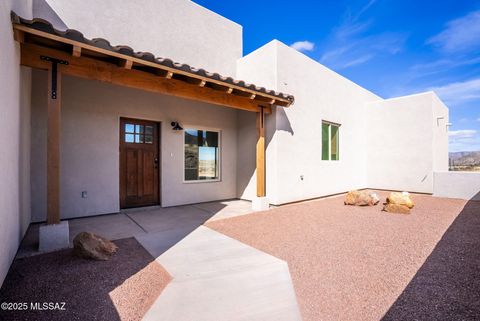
184 129 219 181
125 134 134 143
125 124 134 133
125 123 154 144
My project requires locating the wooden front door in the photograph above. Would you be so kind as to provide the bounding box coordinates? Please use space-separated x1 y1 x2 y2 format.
120 118 160 208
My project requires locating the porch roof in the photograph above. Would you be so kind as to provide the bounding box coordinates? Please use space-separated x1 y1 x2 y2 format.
11 12 294 112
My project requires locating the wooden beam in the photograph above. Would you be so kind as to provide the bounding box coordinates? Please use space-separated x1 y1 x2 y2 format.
121 59 133 69
166 71 173 79
226 88 233 94
256 108 266 197
47 64 61 225
72 45 81 57
269 99 276 105
13 29 24 43
198 80 206 87
250 94 256 100
13 24 292 106
20 43 264 113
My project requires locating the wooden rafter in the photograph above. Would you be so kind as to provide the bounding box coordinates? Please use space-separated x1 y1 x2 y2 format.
20 43 272 113
13 29 24 43
12 23 292 107
72 45 81 57
121 59 133 69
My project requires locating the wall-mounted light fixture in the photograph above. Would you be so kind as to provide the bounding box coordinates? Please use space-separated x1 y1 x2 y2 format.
171 121 183 131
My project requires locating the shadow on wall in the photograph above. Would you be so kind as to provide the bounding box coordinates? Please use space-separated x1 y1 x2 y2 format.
381 191 480 321
265 107 294 151
274 106 294 136
236 107 294 198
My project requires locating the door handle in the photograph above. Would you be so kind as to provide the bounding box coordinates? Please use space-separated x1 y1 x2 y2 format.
154 157 159 169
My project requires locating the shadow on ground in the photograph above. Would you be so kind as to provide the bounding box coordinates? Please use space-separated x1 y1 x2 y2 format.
382 192 480 321
0 238 171 321
0 201 236 320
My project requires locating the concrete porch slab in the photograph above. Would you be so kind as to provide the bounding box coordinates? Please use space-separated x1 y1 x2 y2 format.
191 199 255 222
39 221 70 252
125 205 212 234
68 213 147 243
16 199 260 259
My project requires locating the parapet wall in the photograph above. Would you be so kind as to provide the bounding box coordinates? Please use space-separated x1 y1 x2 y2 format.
433 171 480 201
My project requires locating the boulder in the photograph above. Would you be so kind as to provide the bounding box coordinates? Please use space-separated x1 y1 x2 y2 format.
383 203 411 214
370 192 380 205
73 232 118 261
344 190 379 206
387 192 414 208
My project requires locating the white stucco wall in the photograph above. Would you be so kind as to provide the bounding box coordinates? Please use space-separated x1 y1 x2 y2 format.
0 0 32 286
432 93 449 171
32 0 242 77
31 71 238 221
434 172 480 201
237 41 382 204
366 92 448 193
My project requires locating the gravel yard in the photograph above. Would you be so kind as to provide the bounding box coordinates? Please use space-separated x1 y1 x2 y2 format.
0 238 171 321
207 191 479 321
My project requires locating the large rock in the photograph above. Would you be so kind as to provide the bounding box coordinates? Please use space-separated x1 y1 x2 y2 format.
73 232 118 261
387 192 414 208
383 203 411 214
344 190 380 206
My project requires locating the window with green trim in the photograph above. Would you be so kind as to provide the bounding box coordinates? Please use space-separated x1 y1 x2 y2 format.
321 122 340 161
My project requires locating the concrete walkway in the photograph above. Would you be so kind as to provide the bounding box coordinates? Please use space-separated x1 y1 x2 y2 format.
16 199 301 320
137 226 302 321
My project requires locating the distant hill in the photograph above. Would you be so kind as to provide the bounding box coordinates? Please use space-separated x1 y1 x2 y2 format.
449 151 480 166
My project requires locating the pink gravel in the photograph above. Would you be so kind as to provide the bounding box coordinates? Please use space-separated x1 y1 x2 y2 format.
207 191 478 321
0 238 171 321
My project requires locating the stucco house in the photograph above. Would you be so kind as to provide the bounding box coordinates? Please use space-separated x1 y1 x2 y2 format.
0 0 453 287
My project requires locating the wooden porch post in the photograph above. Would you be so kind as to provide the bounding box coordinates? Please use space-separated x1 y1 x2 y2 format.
46 61 62 224
256 107 265 197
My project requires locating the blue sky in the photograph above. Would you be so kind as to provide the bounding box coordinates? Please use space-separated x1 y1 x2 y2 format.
194 0 480 152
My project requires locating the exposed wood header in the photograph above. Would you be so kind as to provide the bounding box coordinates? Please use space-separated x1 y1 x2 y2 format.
11 12 295 111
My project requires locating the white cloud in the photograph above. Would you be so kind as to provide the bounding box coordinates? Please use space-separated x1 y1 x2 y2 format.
449 129 477 138
411 57 480 72
448 129 480 152
290 41 315 52
429 78 480 106
356 0 377 19
318 1 405 70
342 54 373 68
319 32 406 69
408 57 480 80
427 10 480 53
